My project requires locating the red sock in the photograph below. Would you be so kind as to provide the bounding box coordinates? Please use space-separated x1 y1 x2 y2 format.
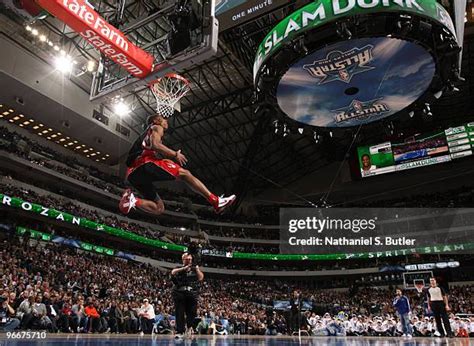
136 198 142 207
208 193 218 207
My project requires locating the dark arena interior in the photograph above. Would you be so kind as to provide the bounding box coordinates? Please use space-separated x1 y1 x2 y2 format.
1 0 474 345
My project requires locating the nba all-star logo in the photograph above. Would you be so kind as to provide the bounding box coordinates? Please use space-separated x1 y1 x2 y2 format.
303 45 375 84
333 99 389 124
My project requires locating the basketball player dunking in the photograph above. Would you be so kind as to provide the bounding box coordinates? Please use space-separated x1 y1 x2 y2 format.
119 114 236 216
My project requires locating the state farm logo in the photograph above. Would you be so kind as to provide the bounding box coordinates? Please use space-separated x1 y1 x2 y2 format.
332 99 389 124
303 45 375 84
62 0 129 51
40 0 154 77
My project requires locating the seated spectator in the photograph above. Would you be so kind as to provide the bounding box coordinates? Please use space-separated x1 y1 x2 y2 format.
84 300 100 333
0 291 20 332
138 299 155 335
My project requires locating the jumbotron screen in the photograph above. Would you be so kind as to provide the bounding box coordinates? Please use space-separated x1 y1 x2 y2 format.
357 122 474 178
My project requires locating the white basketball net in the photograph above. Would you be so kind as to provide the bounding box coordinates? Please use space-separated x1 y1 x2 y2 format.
149 73 190 118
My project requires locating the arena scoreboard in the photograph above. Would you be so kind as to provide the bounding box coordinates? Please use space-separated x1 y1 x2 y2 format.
357 122 474 178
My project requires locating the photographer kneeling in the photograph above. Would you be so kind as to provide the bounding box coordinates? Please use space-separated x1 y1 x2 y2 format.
171 252 204 339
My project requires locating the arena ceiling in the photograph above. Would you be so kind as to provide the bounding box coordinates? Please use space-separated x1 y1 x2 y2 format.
1 0 473 207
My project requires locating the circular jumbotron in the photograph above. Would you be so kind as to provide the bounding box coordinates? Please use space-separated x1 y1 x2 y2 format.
253 0 461 129
276 37 436 127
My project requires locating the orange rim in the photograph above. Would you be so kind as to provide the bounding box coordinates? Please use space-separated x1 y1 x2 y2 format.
148 73 190 88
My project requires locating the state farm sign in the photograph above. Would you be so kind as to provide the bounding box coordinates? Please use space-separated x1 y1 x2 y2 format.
36 0 154 78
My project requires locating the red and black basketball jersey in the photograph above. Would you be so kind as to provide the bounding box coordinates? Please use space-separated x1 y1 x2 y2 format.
126 125 153 167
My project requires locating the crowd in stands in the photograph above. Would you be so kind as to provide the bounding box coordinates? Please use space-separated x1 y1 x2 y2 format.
0 127 124 188
0 235 473 337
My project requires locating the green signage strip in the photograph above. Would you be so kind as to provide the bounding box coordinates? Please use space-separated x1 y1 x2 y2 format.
17 226 115 256
0 193 185 252
253 0 455 81
2 194 472 261
234 243 474 260
17 226 52 241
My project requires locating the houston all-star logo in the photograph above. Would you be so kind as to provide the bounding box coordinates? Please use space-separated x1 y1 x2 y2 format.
332 99 389 124
303 45 375 84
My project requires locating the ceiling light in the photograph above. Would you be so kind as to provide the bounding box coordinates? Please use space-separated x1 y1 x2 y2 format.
19 114 24 118
59 138 66 142
9 109 13 113
26 25 32 31
51 134 57 138
86 60 96 72
113 100 130 117
13 116 20 120
2 112 8 115
84 150 89 153
19 124 24 127
23 121 30 125
54 54 74 74
9 119 14 123
32 29 39 36
39 35 47 42
48 41 53 47
54 46 60 51
33 126 39 130
47 137 51 140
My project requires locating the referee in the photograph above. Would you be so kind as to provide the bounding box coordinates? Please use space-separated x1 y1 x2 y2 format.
171 252 204 339
427 277 453 338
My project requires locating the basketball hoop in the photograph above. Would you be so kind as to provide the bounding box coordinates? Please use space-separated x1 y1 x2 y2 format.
149 73 190 118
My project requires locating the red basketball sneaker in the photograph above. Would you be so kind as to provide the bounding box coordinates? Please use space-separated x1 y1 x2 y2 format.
119 189 137 215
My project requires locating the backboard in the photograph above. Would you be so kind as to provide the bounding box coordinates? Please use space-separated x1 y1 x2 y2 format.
89 0 218 104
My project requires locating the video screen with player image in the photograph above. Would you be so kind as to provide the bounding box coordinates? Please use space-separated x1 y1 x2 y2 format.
358 121 474 178
357 142 395 177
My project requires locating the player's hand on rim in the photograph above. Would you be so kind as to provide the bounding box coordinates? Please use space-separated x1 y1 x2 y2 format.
175 150 188 166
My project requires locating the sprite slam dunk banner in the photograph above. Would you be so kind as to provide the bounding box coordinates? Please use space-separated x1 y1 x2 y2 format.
253 0 456 80
36 0 154 77
1 193 473 260
358 122 474 178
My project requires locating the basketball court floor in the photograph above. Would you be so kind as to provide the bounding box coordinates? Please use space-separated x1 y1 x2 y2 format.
0 334 472 346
